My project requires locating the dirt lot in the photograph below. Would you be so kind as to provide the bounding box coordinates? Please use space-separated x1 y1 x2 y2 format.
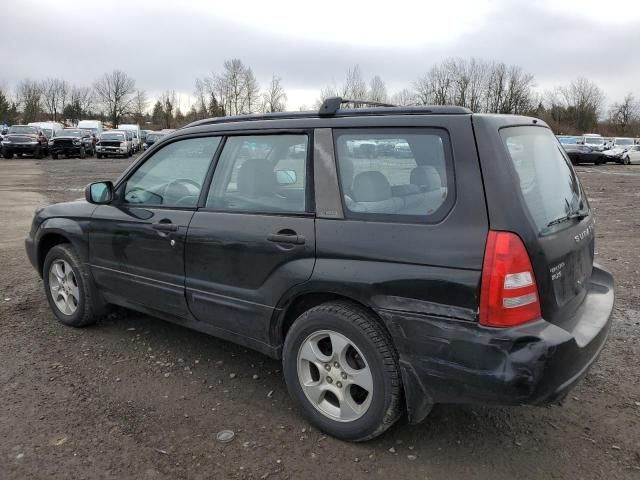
0 156 638 480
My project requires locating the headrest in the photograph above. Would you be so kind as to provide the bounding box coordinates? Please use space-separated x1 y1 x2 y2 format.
410 166 442 191
339 157 354 191
237 158 276 197
352 171 392 202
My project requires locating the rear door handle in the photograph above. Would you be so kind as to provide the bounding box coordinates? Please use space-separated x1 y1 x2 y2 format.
152 222 178 232
267 233 305 245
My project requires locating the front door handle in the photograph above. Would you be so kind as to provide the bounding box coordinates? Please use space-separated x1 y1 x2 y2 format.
152 222 178 232
267 232 305 245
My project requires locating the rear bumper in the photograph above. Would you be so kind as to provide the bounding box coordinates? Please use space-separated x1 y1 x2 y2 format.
379 264 615 423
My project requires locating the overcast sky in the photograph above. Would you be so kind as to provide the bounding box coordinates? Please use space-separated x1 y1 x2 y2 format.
1 0 639 111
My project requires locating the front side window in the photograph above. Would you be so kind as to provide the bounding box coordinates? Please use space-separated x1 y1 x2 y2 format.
334 129 452 221
206 135 308 213
123 136 220 208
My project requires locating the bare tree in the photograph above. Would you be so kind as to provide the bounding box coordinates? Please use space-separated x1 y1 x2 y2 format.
159 90 177 128
609 93 639 134
559 77 605 132
391 88 416 106
93 70 136 127
131 89 148 125
368 75 388 103
16 80 42 123
344 65 367 104
41 78 69 121
243 67 260 114
261 75 287 113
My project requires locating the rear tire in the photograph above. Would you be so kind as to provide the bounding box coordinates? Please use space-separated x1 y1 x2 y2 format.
42 244 102 327
283 301 403 442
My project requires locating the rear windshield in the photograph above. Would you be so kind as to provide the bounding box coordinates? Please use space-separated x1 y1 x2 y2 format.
501 126 586 235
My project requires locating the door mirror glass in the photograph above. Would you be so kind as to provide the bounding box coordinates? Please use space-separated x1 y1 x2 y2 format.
86 181 114 204
275 170 297 185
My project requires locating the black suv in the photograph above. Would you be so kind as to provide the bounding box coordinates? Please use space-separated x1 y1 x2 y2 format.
25 98 614 441
49 128 95 159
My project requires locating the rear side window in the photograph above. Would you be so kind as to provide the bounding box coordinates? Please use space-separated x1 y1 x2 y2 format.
334 129 453 222
500 127 586 234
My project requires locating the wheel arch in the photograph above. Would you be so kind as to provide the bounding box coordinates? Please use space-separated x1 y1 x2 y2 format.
36 219 88 276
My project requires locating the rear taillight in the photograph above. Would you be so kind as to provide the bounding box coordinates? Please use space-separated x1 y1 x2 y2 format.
479 230 541 327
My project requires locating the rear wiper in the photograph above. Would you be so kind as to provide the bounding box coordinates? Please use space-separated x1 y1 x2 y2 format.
546 210 588 228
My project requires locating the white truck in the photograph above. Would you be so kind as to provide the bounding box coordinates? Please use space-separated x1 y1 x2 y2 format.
118 124 142 152
77 120 104 137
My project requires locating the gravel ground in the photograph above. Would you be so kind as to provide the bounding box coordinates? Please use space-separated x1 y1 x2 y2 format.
0 156 639 480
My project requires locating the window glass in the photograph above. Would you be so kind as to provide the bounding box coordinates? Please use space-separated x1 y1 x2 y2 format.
501 127 586 234
334 130 450 219
123 136 220 207
206 135 308 213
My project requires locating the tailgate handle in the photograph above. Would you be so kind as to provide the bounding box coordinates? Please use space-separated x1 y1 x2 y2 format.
268 230 305 245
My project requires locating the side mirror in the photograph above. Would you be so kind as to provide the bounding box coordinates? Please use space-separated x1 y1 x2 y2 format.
85 181 114 204
275 170 297 186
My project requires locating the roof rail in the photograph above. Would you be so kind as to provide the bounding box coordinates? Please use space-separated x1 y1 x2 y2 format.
318 97 396 117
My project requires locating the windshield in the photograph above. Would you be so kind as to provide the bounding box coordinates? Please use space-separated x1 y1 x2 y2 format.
558 137 577 145
58 129 82 137
8 126 38 135
41 128 53 138
146 134 163 142
502 127 586 234
100 133 125 141
584 137 604 145
615 138 634 146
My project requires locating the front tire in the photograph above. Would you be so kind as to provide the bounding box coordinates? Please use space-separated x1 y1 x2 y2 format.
43 244 100 327
283 302 402 442
79 146 86 159
623 155 631 165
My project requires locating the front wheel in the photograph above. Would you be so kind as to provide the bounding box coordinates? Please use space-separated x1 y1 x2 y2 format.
79 146 86 159
43 244 101 327
283 302 403 442
623 155 631 165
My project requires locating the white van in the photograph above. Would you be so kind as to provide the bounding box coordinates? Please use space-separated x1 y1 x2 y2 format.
118 124 141 152
77 120 104 137
582 134 606 151
612 137 635 149
28 121 64 139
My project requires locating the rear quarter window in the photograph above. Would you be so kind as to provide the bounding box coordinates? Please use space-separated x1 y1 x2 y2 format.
500 126 587 235
334 128 454 222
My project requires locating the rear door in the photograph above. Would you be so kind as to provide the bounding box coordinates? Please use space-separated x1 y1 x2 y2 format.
475 117 595 327
185 133 315 345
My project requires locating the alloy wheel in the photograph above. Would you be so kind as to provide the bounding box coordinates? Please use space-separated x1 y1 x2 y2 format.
297 329 373 422
48 259 80 315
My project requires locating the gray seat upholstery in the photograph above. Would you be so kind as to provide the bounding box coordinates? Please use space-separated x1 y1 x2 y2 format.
346 171 403 214
410 166 442 191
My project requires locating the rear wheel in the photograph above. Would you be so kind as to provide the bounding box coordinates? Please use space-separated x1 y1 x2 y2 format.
283 301 403 441
43 244 101 327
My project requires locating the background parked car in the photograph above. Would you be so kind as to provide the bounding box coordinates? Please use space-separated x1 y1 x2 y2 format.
96 130 131 158
612 137 635 149
118 124 142 152
49 128 95 159
562 144 604 165
1 125 48 159
625 145 640 164
142 132 165 150
77 120 103 137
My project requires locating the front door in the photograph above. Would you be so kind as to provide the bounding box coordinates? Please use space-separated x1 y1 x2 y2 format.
185 134 315 345
89 136 221 319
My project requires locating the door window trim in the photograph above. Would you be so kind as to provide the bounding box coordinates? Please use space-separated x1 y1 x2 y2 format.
198 130 315 217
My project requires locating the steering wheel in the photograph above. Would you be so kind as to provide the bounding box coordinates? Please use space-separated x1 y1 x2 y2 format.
164 178 201 206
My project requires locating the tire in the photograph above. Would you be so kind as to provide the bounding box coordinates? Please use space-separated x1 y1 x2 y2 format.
96 153 103 159
623 156 631 165
283 301 402 442
42 244 100 327
3 151 12 159
35 146 43 159
79 146 86 159
51 153 58 160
